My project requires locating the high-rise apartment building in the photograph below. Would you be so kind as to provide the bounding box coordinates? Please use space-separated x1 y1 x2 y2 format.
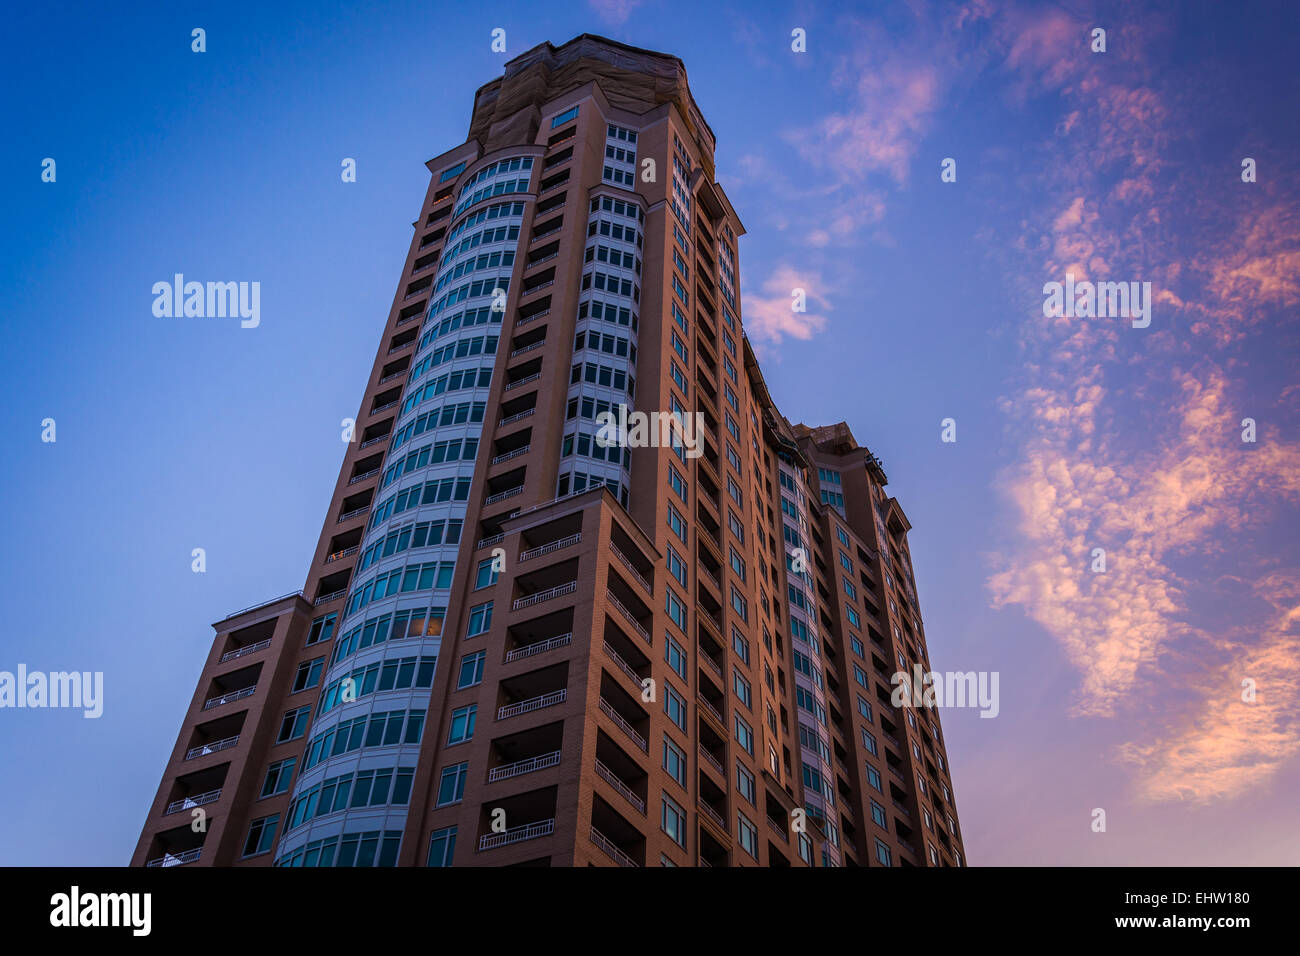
132 34 966 869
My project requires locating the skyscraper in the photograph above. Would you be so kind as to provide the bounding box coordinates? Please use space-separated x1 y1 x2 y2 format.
132 34 966 869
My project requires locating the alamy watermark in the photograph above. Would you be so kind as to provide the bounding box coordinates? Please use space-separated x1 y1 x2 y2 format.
595 404 706 459
891 664 999 718
152 274 260 328
0 665 103 718
1042 273 1151 328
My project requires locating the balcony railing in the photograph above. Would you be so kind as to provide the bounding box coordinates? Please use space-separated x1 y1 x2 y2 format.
479 818 555 851
477 533 505 549
202 686 255 710
496 688 567 720
598 697 647 753
315 589 346 606
499 408 536 427
602 641 645 687
145 848 202 868
697 694 724 727
324 546 358 564
699 744 724 776
767 816 789 841
510 341 546 358
491 445 531 465
515 310 548 327
609 545 652 594
223 591 303 621
219 639 271 663
165 788 223 815
589 826 638 868
520 532 581 562
891 800 911 819
485 485 525 505
504 372 541 392
697 799 726 832
505 633 572 662
348 468 380 485
594 759 645 814
184 735 239 760
487 750 562 783
511 581 577 611
338 506 370 523
370 400 399 416
606 589 650 644
701 654 723 679
359 434 387 449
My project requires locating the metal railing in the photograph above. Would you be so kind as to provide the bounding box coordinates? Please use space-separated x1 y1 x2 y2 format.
223 591 303 621
478 818 555 851
609 545 652 594
520 533 581 562
504 372 541 392
491 445 531 465
499 408 536 427
594 759 645 814
606 589 650 643
145 848 202 868
505 633 572 662
185 735 239 760
497 688 566 720
697 799 726 831
589 826 638 867
699 744 724 775
348 469 380 485
598 698 647 752
476 533 505 549
485 485 525 505
324 546 358 564
338 506 370 523
219 639 271 663
603 641 645 686
512 581 577 611
165 788 223 815
487 750 562 782
202 686 255 710
697 694 724 726
315 589 346 606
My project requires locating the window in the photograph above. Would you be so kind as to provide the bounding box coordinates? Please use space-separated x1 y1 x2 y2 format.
870 799 888 828
306 613 336 646
668 465 687 502
260 758 296 798
861 728 878 756
466 601 493 637
732 629 750 664
665 635 687 679
665 684 687 731
458 650 486 688
734 713 754 755
291 658 325 693
875 839 892 867
447 704 476 744
437 763 469 806
474 558 499 589
836 527 850 546
665 588 686 631
865 764 883 792
736 763 755 805
666 503 686 542
857 695 873 722
551 105 579 128
663 736 688 787
737 814 757 858
929 843 941 865
277 706 311 743
662 795 687 847
666 545 687 587
242 815 279 857
733 669 752 709
427 826 456 866
730 586 748 621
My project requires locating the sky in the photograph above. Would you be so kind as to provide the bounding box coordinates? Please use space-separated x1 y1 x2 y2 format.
2 0 1298 866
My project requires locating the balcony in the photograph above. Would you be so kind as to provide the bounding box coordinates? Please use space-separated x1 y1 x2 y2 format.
609 544 652 595
606 588 649 644
314 589 346 606
499 408 536 427
164 788 222 815
590 826 638 867
511 581 577 611
603 640 645 687
598 697 647 753
699 743 724 777
145 848 202 868
485 485 525 505
184 734 239 760
491 444 531 465
479 818 555 851
497 688 566 721
504 372 541 392
505 632 572 663
219 639 270 664
202 685 254 710
520 532 581 562
487 750 562 783
324 546 359 564
594 758 645 815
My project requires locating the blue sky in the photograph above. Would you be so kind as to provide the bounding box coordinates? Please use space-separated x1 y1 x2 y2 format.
2 0 1298 865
